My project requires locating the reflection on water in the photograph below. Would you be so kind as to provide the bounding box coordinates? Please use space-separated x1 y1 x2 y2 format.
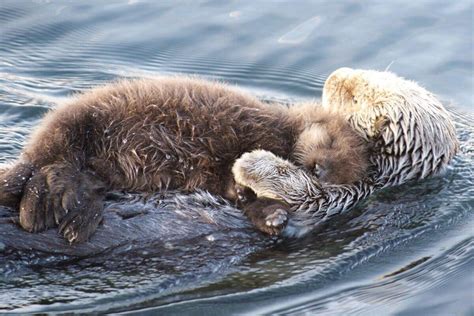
0 0 473 314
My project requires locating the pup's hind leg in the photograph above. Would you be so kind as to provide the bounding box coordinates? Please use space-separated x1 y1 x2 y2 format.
19 162 106 243
0 162 34 209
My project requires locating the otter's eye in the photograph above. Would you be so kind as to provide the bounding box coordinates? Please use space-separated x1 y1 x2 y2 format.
313 164 322 177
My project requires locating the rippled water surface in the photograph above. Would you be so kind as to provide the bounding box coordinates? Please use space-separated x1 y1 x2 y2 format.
0 0 473 314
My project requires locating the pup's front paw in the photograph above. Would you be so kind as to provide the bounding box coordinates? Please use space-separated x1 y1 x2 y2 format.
245 200 289 236
261 206 288 236
234 183 257 205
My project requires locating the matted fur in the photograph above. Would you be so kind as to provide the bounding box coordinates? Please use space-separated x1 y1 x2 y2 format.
233 68 458 236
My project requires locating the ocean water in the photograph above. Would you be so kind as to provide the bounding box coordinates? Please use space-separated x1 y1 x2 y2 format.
0 0 473 314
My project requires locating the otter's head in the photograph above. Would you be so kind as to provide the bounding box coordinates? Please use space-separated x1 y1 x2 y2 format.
322 67 458 185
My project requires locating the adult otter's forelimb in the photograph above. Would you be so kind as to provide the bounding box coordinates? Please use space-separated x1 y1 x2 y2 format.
18 162 106 243
232 150 376 236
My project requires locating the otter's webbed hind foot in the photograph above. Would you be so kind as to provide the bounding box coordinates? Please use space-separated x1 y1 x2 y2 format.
19 163 106 243
0 162 34 209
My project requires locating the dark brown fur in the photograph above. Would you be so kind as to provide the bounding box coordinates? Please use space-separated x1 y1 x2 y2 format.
289 103 369 184
0 77 368 242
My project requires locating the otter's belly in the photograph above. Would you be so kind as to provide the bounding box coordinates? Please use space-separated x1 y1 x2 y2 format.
0 191 266 256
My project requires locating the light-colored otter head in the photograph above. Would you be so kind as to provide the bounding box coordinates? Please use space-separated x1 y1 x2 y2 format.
322 67 459 186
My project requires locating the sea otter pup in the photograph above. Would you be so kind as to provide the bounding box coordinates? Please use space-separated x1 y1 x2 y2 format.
233 68 458 237
0 77 368 242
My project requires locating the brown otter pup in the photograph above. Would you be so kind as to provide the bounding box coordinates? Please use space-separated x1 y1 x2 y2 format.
0 77 368 242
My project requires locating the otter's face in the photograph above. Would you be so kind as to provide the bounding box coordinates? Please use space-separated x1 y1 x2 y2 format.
322 67 458 184
322 67 400 138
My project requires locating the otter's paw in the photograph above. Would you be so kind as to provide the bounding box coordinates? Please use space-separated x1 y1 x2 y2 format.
19 167 63 232
19 163 105 243
59 198 103 243
251 203 289 236
234 183 257 205
242 197 290 236
232 150 319 202
0 162 34 209
262 206 288 236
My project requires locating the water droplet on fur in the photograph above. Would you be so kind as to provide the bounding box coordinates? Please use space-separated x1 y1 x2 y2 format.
92 113 98 117
189 166 194 170
122 139 128 144
206 234 215 242
165 154 171 160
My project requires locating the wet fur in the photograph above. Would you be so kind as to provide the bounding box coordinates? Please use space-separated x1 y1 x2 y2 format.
0 77 368 242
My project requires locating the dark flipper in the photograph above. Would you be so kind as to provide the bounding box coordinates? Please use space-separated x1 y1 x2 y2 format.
19 163 106 243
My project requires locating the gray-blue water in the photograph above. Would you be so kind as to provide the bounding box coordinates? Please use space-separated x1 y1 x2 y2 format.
0 1 473 314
